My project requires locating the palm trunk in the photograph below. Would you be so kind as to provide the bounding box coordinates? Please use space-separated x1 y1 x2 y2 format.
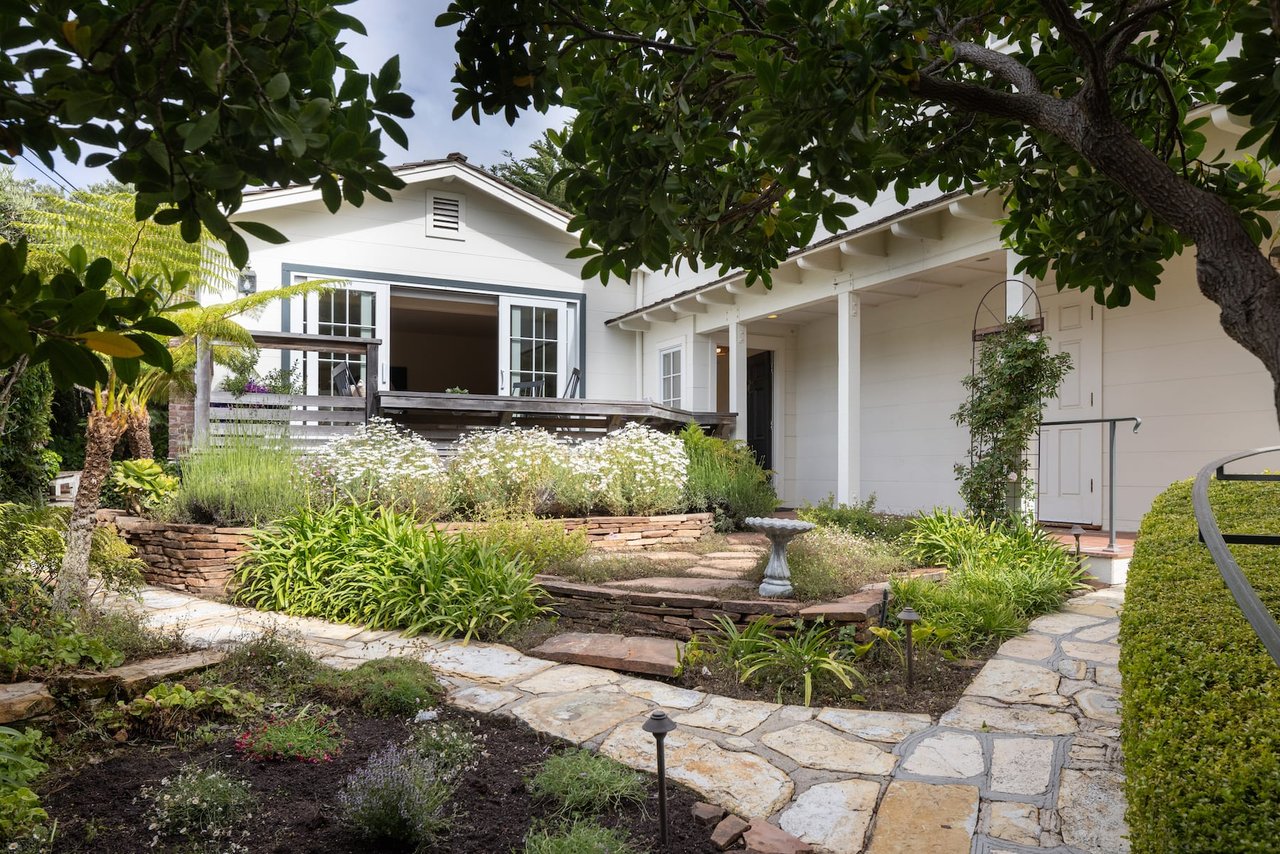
126 405 154 460
53 405 127 612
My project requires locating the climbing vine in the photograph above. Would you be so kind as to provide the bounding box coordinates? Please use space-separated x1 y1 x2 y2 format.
953 316 1073 521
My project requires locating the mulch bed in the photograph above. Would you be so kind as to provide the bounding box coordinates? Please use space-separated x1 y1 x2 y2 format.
675 646 993 717
41 708 720 854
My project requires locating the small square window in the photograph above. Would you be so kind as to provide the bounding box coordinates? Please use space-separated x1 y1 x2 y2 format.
660 347 682 408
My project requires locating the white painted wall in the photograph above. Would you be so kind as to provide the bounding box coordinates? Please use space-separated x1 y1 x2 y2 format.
1096 250 1280 530
226 176 637 399
791 314 840 505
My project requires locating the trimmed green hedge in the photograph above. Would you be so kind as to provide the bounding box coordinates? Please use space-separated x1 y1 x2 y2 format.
1122 479 1280 853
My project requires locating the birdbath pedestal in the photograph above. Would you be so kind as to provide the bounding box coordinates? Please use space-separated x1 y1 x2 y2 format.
744 517 816 598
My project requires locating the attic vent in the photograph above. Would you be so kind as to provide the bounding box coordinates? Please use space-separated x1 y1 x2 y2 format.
427 192 465 239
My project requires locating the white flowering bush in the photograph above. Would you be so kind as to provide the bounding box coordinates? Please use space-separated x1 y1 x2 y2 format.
142 764 253 851
308 417 451 518
449 428 569 517
560 423 688 516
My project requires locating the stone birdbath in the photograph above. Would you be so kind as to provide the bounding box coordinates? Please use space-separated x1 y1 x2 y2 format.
743 517 816 598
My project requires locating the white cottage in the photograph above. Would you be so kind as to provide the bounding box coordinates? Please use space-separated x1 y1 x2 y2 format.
215 119 1280 539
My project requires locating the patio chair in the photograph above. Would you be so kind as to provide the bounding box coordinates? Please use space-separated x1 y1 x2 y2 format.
511 378 546 397
332 361 355 396
562 367 581 398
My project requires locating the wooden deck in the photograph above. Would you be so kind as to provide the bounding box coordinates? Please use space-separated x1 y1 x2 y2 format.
379 391 735 447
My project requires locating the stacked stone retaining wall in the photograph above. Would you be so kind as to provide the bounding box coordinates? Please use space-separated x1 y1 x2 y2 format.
534 576 885 642
442 512 715 549
96 510 250 595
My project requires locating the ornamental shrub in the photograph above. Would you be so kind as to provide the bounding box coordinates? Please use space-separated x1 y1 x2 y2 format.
891 511 1083 651
796 494 913 541
235 502 547 641
308 417 451 518
1122 479 1280 853
450 428 569 517
681 423 776 530
565 423 688 516
166 434 308 526
765 525 908 601
142 764 253 850
0 364 55 504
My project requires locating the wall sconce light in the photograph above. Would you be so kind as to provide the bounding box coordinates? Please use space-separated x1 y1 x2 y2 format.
715 346 726 355
237 266 257 295
766 313 778 319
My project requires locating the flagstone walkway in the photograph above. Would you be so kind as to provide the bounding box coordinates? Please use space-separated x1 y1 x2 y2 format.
100 584 1128 854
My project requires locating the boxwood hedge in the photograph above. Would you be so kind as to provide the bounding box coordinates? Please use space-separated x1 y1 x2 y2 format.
1122 479 1280 853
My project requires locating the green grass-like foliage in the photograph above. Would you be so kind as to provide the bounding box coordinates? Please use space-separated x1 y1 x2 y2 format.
315 658 443 717
796 494 913 541
529 749 647 818
681 423 777 530
236 706 343 762
0 726 49 841
761 525 907 601
523 820 641 854
166 435 309 526
738 622 863 707
1121 479 1280 853
891 511 1084 651
234 502 547 641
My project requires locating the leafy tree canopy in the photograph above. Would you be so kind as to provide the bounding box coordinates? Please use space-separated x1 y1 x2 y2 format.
487 128 571 206
441 1 1280 416
0 0 411 389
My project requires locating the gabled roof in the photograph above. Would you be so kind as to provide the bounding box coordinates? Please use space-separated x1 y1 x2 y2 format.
234 154 571 232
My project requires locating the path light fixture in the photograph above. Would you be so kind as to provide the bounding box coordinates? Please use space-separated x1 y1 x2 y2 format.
896 606 920 691
642 709 677 849
1070 524 1085 562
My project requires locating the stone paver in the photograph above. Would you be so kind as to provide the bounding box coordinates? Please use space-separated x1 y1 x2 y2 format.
761 722 897 775
600 725 794 817
779 780 879 854
865 781 979 854
677 695 778 736
530 632 682 676
815 708 932 743
111 582 1128 854
900 732 984 779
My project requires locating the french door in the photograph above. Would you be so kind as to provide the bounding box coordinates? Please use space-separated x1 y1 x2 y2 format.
302 280 391 396
498 295 571 397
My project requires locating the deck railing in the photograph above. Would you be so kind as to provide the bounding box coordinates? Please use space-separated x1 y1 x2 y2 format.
1193 446 1280 666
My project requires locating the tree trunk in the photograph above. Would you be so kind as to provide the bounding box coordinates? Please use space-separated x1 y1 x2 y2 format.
126 406 154 459
53 405 127 613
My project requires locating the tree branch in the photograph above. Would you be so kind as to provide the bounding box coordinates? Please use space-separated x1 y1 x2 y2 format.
912 74 1058 125
947 41 1044 94
1038 0 1109 102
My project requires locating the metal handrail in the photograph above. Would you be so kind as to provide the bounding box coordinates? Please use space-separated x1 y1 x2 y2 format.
1038 416 1142 552
1194 447 1280 666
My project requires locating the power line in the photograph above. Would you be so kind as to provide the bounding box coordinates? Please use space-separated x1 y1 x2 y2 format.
18 153 77 194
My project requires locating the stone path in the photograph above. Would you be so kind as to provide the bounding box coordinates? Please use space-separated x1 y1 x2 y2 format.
99 584 1128 853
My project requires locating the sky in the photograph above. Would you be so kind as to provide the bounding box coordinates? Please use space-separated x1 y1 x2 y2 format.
12 0 569 190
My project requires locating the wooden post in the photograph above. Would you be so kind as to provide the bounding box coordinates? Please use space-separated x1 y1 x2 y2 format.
365 340 379 422
192 335 213 449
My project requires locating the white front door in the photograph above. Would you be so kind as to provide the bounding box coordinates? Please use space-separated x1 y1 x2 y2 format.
498 296 568 397
302 280 391 395
1038 291 1104 525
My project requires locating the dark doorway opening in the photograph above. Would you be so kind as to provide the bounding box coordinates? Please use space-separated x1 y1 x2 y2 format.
746 351 773 472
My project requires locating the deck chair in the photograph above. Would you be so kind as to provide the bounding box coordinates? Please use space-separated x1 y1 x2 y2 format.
332 361 355 396
562 367 582 398
511 378 546 397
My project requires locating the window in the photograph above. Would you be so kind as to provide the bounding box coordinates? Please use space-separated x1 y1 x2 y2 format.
660 346 682 408
426 191 465 239
509 304 559 397
315 289 375 394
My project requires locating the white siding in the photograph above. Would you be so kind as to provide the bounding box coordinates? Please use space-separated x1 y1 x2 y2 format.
791 315 839 504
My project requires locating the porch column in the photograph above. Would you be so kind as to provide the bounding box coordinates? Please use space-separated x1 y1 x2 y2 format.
728 319 748 441
192 335 213 450
837 291 861 503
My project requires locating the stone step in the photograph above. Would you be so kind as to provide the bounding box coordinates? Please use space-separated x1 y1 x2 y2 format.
0 682 56 724
604 577 749 595
530 632 683 677
48 649 227 701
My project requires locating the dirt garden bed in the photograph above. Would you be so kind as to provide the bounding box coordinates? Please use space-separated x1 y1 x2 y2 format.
41 704 720 854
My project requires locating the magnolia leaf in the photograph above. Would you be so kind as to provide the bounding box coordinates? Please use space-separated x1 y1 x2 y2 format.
79 330 145 358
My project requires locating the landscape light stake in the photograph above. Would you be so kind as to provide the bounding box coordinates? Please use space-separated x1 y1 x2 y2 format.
897 606 920 691
643 709 677 849
879 588 890 628
1071 524 1085 566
